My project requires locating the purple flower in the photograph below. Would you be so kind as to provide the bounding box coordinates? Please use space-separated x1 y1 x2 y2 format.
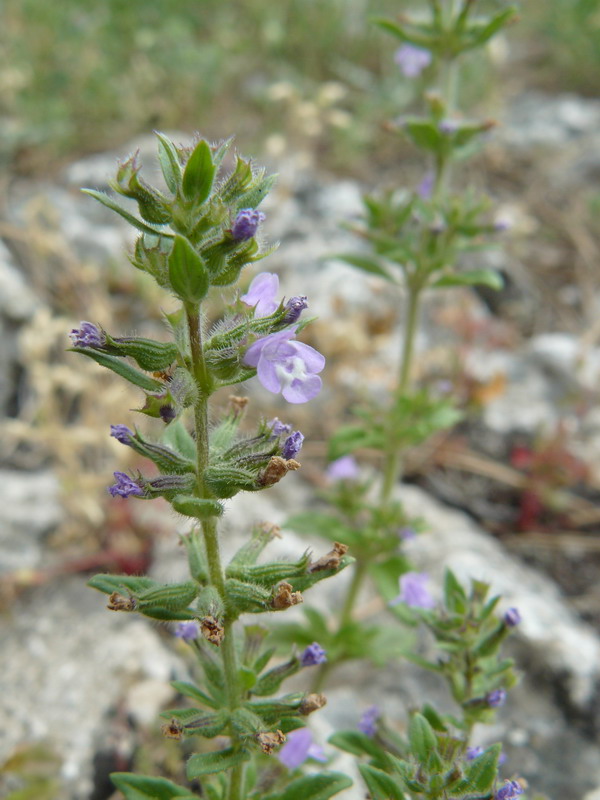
283 296 308 324
398 526 416 541
282 431 304 460
503 607 521 628
358 706 380 737
486 689 507 708
277 728 327 769
495 780 523 800
439 119 459 135
300 642 327 667
326 455 360 481
466 746 484 760
494 218 512 233
108 471 144 498
390 572 435 609
174 621 200 642
416 171 434 200
241 272 280 317
243 326 325 404
394 43 432 78
231 208 266 241
69 321 106 348
268 417 292 437
110 424 134 445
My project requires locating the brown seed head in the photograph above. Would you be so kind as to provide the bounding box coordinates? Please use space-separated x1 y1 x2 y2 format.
256 730 286 754
107 592 137 612
300 693 327 715
161 718 184 740
201 615 224 646
308 542 349 573
272 581 303 610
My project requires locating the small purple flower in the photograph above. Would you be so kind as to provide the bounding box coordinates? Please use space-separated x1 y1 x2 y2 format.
108 471 144 498
416 171 434 200
494 218 512 233
268 417 292 436
283 296 308 324
358 706 380 737
486 689 507 708
69 321 106 348
390 572 435 609
503 607 521 628
439 118 459 135
231 208 266 241
243 326 325 404
110 424 134 445
394 43 432 78
495 780 523 800
326 455 360 481
466 746 484 760
282 431 304 460
174 621 200 642
277 728 327 769
241 272 280 317
398 526 416 541
300 642 327 667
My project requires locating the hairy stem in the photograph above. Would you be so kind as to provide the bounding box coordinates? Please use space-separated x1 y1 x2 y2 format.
186 303 244 800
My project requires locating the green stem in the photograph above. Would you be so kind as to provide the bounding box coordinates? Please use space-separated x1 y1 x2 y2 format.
186 303 243 800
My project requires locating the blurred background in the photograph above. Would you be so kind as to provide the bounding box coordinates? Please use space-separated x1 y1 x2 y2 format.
2 1 600 798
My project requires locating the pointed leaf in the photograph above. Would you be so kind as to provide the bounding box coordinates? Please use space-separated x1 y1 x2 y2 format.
171 680 219 709
465 8 518 50
161 419 197 460
110 772 194 799
87 574 156 595
172 495 224 519
449 743 501 794
331 253 395 281
82 189 172 237
277 773 353 800
155 133 183 194
183 139 215 203
432 269 504 290
359 765 406 800
168 235 210 302
186 748 250 779
329 731 386 760
408 713 437 764
70 347 164 392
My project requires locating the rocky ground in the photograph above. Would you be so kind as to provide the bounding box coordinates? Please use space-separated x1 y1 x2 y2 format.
2 91 600 799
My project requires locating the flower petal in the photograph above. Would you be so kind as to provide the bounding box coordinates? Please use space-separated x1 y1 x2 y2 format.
283 374 322 403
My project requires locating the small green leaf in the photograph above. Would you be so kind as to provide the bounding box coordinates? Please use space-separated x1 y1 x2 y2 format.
186 748 250 779
172 495 224 519
168 235 210 302
329 731 386 760
464 8 518 51
70 347 163 392
161 420 196 461
404 120 444 152
330 253 395 281
182 139 215 204
171 680 219 709
449 743 502 794
87 574 155 595
443 569 468 615
408 713 437 764
110 772 194 799
359 765 406 800
276 773 353 800
368 555 412 604
155 133 183 194
432 269 504 290
82 189 172 237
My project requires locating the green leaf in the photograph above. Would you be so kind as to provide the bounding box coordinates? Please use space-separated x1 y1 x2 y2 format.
431 269 504 290
155 133 183 194
404 120 444 153
359 765 406 800
69 347 163 392
110 772 194 799
443 569 468 615
448 743 501 794
183 139 215 204
172 494 224 519
408 713 437 764
87 574 155 595
171 680 219 709
186 748 250 779
331 253 395 281
82 189 172 237
464 8 518 51
161 420 196 460
284 512 356 546
328 424 384 460
329 731 386 760
168 235 210 303
276 773 353 800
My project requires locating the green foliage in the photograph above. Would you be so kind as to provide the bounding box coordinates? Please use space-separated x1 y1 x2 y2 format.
110 773 195 799
69 347 164 392
186 748 250 779
265 772 353 800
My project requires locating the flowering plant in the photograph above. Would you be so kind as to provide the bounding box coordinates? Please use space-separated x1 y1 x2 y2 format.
69 1 536 799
